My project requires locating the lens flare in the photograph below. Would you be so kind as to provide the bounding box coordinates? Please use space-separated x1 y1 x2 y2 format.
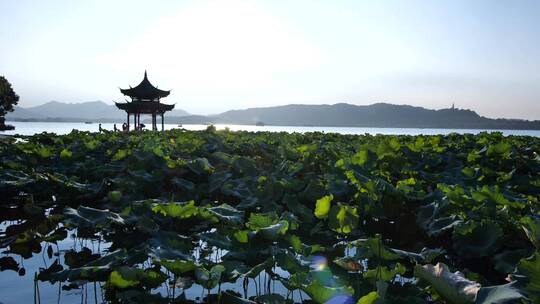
311 255 328 271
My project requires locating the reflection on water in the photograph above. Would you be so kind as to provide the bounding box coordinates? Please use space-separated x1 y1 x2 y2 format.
0 206 107 303
3 121 540 137
0 207 306 304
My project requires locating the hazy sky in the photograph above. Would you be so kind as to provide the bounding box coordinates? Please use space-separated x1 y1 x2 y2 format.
1 0 539 118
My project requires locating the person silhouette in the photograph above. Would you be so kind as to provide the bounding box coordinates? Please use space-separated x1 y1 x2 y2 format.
122 123 127 131
98 123 102 132
114 124 118 132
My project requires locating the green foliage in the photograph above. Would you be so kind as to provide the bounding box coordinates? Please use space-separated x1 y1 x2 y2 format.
314 194 333 219
328 203 359 234
0 76 19 117
1 129 539 303
151 200 198 218
357 291 379 304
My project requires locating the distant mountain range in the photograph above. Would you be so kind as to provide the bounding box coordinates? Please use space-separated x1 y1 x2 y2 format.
7 101 540 130
6 101 189 122
171 103 540 130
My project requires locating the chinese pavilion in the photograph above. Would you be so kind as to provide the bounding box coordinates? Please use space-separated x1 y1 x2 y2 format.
115 71 175 131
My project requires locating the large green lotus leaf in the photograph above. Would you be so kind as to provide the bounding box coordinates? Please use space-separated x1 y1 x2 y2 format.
111 149 127 161
300 179 326 204
46 265 111 283
471 186 524 209
350 150 370 166
222 179 257 208
127 169 158 184
328 204 359 234
475 282 525 304
357 291 379 304
160 259 197 276
233 230 249 243
414 263 480 304
43 227 68 243
208 171 232 192
363 263 406 282
437 184 470 206
206 204 244 226
141 268 167 289
147 232 192 260
428 215 463 236
233 157 258 176
171 177 195 192
257 220 289 240
59 148 72 159
326 175 353 198
275 251 306 274
357 237 401 261
514 252 540 302
220 260 248 281
198 231 234 250
493 249 530 274
187 157 213 175
284 194 315 223
486 142 511 157
0 170 35 189
314 194 333 219
301 279 354 304
246 212 279 230
520 216 540 249
390 247 445 264
245 258 273 278
195 264 225 289
416 199 450 225
151 200 198 219
107 266 165 289
64 247 100 268
64 206 124 228
83 249 130 267
453 221 503 258
210 151 234 165
287 234 302 252
280 212 300 230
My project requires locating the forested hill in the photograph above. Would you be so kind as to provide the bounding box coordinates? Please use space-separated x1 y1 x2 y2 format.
8 101 540 130
170 103 540 130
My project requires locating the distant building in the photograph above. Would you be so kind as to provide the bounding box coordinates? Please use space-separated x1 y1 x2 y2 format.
115 71 175 131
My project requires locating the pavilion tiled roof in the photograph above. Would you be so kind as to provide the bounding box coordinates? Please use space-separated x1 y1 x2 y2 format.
120 71 170 101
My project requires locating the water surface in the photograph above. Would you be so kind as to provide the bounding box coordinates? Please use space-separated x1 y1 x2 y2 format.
3 121 540 137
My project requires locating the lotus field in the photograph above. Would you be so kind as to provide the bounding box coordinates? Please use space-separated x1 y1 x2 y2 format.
0 128 539 303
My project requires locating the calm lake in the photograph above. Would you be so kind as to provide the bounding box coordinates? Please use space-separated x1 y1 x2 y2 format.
3 121 540 137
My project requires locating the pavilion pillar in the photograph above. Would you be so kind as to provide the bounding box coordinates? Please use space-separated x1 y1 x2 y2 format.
127 112 130 131
161 113 164 131
152 113 157 130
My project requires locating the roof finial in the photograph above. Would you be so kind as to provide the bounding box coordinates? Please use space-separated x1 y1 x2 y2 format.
144 70 148 79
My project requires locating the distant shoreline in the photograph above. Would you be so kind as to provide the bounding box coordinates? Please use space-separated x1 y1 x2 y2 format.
8 102 540 130
5 120 540 133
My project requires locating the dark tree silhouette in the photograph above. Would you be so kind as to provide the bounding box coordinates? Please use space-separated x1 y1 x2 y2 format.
0 76 19 130
0 76 19 117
